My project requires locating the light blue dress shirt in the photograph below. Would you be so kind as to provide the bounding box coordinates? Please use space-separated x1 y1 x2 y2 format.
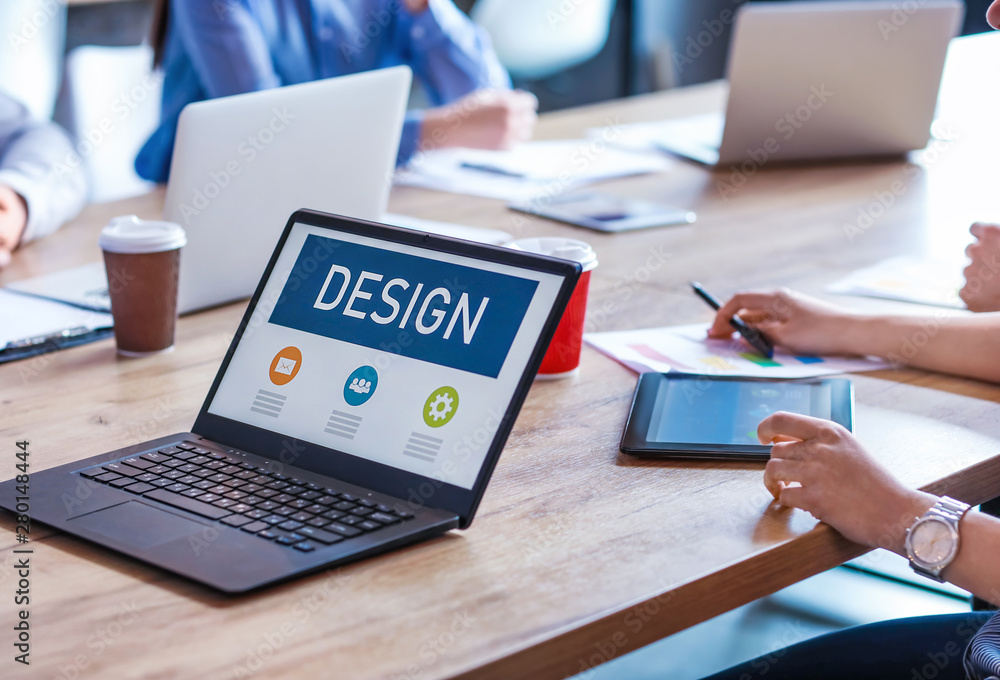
135 0 510 182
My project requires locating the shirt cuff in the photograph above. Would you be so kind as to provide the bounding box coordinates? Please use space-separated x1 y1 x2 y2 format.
397 112 423 168
407 0 473 51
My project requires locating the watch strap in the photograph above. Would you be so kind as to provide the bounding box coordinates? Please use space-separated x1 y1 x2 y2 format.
907 496 971 581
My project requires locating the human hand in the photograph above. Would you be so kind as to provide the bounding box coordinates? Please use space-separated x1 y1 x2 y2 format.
0 183 28 268
420 89 537 152
759 411 934 553
706 289 856 356
402 0 429 11
960 222 1000 312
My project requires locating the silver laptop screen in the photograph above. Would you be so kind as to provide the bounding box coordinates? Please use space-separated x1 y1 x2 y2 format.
207 221 564 490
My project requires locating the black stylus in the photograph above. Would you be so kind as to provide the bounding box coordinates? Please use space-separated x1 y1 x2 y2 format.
690 282 775 359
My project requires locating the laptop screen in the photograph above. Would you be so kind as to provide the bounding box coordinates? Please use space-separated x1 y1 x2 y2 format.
205 220 566 490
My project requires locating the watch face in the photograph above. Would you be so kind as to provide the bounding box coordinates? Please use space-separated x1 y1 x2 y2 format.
911 518 958 566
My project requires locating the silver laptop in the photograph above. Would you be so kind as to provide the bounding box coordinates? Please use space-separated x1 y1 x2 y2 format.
654 1 963 167
164 67 411 314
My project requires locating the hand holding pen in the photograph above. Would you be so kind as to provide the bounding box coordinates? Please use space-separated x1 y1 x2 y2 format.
691 282 774 358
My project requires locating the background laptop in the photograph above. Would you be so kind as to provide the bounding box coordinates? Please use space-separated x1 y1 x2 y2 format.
652 0 963 166
0 209 580 593
165 67 411 314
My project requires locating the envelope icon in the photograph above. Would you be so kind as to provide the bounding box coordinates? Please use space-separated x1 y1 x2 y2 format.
275 358 297 375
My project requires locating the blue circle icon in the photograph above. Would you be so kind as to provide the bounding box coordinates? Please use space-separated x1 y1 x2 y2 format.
344 366 378 406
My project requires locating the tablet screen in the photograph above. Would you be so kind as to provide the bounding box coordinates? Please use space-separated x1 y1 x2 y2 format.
645 378 832 446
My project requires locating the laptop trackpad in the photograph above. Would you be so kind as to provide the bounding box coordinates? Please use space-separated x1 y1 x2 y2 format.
69 501 206 550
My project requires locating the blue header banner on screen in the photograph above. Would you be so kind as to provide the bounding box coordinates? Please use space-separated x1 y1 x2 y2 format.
268 235 539 378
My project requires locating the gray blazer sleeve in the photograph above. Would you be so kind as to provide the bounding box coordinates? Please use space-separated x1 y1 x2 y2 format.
0 91 87 244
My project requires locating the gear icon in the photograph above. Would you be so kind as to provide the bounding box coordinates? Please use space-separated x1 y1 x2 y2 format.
423 387 459 427
428 393 454 421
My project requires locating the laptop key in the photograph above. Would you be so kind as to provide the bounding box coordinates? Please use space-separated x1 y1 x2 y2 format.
78 468 104 479
150 478 173 488
376 504 394 514
181 488 206 498
213 499 238 508
104 463 141 477
137 473 160 483
159 446 183 455
147 465 170 475
261 515 285 525
191 447 213 455
258 530 278 540
339 516 362 526
141 452 170 463
109 478 134 489
290 512 313 523
256 489 280 499
357 499 376 508
333 501 356 511
166 483 190 493
271 506 295 517
161 459 185 468
306 517 331 527
122 456 154 470
240 521 269 533
177 442 197 450
303 504 326 515
315 495 339 506
123 482 156 495
188 455 211 466
296 526 344 545
194 480 216 490
229 503 253 514
322 509 345 521
192 469 215 479
339 493 359 502
272 493 295 505
278 520 304 531
177 475 201 486
221 515 253 528
349 507 374 517
245 509 269 520
292 542 316 553
274 536 296 546
358 521 382 532
144 489 232 520
327 523 362 538
369 512 401 525
172 451 198 461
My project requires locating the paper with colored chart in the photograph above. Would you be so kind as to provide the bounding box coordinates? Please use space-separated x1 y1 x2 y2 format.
584 324 889 378
825 256 966 309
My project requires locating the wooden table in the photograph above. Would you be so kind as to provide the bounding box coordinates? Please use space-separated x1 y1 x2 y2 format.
3 33 1000 680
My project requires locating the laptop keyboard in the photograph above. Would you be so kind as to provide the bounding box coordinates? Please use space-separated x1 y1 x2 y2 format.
76 441 415 553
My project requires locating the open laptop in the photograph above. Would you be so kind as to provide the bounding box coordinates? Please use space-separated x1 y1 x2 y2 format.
0 209 580 593
652 1 963 167
5 65 512 315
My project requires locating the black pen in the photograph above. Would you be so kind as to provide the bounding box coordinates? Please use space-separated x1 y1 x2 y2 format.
690 282 774 359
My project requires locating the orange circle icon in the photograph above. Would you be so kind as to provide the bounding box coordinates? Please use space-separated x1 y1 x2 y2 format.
269 346 302 385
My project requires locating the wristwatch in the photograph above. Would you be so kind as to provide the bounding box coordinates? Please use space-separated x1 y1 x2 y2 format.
905 496 971 581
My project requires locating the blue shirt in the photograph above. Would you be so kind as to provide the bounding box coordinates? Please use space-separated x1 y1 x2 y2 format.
135 0 509 183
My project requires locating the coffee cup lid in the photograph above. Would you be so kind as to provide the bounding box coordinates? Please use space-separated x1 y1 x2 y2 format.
99 215 187 254
506 237 598 272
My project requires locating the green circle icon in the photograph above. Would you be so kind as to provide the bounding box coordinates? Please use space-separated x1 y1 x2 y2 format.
423 387 459 428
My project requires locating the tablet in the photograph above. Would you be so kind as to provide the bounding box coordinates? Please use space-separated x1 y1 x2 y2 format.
620 373 854 460
508 191 696 233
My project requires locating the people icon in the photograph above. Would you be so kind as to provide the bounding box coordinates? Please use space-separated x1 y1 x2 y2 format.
349 378 371 395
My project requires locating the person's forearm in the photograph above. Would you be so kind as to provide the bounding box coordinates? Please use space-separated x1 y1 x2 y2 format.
837 313 1000 383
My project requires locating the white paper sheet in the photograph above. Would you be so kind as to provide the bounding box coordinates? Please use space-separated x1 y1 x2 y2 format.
394 140 673 201
825 256 966 309
0 288 113 348
585 324 888 379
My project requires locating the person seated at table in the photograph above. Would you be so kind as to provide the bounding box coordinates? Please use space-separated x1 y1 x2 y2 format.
0 91 87 268
700 287 1000 678
135 0 538 183
962 222 1000 312
707 288 1000 384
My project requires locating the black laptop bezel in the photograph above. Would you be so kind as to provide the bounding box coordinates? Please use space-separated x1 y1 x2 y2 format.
192 209 581 529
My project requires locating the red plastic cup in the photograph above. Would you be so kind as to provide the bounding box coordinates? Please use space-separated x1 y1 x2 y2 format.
508 238 598 379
